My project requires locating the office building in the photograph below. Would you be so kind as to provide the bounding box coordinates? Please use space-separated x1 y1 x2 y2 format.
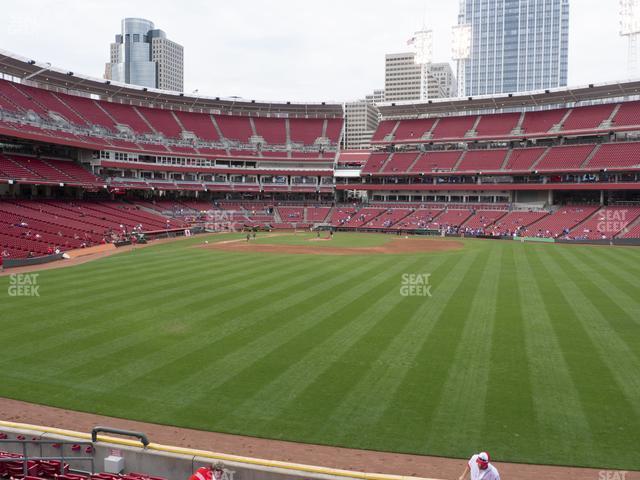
105 18 184 92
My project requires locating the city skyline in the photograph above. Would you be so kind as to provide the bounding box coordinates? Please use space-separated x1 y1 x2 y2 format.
0 0 630 102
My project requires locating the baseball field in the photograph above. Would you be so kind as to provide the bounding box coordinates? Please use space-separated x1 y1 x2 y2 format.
0 232 639 471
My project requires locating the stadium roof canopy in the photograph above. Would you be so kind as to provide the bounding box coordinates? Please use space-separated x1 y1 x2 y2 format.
378 80 640 119
0 49 342 117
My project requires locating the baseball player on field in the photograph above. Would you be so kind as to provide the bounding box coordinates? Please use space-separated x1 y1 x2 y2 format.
458 451 500 480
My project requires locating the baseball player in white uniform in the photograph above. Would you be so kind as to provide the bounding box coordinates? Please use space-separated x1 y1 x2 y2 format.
458 452 500 480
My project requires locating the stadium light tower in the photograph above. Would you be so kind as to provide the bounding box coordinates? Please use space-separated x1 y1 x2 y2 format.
452 24 472 97
452 0 472 97
620 0 640 78
409 29 433 100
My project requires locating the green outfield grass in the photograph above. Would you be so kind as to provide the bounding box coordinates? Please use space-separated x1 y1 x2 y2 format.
0 233 639 471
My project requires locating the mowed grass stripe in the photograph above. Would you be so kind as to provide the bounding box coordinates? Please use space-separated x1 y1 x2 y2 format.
0 243 209 300
0 254 356 408
555 247 640 333
0 251 286 345
0 248 261 326
539 249 640 401
59 255 363 395
585 246 640 277
179 255 429 434
559 247 640 314
423 244 502 455
594 246 640 266
529 247 640 469
234 257 442 443
0 253 328 384
0 252 306 363
316 250 478 447
513 247 595 466
482 245 539 461
0 234 251 302
369 250 491 454
0 252 289 370
218 253 454 438
123 255 400 410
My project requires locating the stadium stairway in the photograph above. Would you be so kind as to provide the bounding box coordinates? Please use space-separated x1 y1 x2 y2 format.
617 213 640 238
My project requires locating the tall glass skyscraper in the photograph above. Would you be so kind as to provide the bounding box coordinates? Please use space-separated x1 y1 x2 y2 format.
458 0 569 97
105 18 184 92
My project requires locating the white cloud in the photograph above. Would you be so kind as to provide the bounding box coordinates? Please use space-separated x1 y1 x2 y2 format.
0 0 630 102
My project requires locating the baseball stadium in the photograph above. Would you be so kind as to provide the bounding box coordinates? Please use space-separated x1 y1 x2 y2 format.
0 34 639 480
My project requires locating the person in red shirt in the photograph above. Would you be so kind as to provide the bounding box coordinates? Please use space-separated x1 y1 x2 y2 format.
188 463 224 480
188 466 212 480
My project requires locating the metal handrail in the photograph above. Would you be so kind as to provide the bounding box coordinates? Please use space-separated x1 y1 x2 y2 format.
91 426 149 447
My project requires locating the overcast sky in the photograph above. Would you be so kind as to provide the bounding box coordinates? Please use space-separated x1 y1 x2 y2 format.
0 0 630 102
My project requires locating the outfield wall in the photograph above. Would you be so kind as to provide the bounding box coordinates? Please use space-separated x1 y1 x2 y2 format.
2 253 64 269
555 238 640 246
0 422 438 480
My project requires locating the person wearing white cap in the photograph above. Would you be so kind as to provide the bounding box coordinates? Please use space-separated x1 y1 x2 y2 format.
458 451 500 480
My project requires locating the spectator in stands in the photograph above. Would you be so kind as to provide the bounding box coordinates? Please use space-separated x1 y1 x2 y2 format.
459 452 500 480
